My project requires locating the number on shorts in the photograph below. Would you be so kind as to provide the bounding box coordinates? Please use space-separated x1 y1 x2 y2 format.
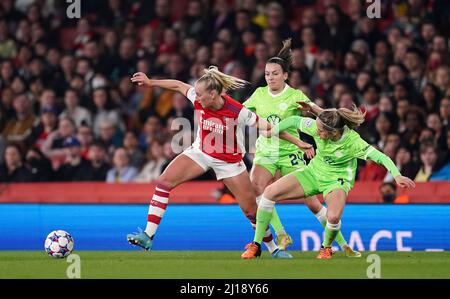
289 153 304 166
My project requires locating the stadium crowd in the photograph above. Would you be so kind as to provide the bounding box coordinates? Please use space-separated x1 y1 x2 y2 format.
0 0 449 184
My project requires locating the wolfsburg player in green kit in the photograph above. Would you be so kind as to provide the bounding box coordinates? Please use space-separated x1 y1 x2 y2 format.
244 39 360 258
241 104 415 259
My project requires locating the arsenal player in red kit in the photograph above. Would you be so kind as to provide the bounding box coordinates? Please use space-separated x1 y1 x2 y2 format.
127 66 312 258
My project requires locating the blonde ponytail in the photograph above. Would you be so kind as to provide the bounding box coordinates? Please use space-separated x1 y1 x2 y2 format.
197 66 248 93
336 105 366 129
318 105 366 132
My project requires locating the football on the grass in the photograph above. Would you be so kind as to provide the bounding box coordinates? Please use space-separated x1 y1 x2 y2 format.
44 230 74 258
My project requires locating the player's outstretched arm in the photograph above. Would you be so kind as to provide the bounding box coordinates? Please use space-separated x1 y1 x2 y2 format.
131 72 192 95
366 147 415 189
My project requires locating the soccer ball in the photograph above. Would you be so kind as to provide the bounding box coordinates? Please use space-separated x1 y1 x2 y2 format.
44 230 74 258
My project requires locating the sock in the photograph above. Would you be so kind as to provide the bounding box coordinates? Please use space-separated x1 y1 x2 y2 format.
322 221 341 247
145 183 171 238
254 197 275 245
256 196 285 236
250 222 278 253
315 207 347 247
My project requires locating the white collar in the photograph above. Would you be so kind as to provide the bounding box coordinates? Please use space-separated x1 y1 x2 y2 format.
268 83 289 97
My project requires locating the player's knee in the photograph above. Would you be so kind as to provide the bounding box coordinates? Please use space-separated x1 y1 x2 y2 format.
262 185 277 200
156 175 176 190
251 180 266 196
326 212 341 224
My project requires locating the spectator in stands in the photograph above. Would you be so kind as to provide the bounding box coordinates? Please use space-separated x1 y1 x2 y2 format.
401 107 425 153
426 113 447 151
106 147 138 183
123 131 145 169
414 141 441 182
384 146 419 182
29 106 58 150
92 87 124 137
76 124 94 159
379 182 409 204
25 147 53 182
97 119 122 157
0 0 449 184
421 83 441 114
430 131 450 181
440 97 450 127
433 66 450 97
2 93 36 146
0 143 33 183
372 112 397 150
138 116 163 151
160 139 177 173
41 116 77 169
135 139 166 182
87 142 110 181
60 89 92 127
56 137 93 181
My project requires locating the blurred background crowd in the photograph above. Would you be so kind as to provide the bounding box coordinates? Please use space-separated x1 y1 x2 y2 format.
0 0 449 184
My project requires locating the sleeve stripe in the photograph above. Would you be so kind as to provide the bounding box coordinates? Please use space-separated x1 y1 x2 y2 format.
364 146 375 160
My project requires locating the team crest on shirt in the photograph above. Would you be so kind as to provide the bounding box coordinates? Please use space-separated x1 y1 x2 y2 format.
267 114 281 125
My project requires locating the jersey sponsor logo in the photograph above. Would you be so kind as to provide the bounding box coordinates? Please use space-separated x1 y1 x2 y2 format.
267 114 281 125
200 117 229 134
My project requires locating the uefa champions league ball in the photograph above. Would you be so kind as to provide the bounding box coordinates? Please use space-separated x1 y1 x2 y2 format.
44 230 74 258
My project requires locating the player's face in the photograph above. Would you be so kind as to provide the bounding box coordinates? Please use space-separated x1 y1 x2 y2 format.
195 82 216 108
265 63 287 92
316 119 329 140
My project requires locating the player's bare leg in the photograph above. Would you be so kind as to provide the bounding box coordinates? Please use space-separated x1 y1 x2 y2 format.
317 189 347 259
250 165 293 251
305 196 361 257
127 154 206 250
242 174 305 259
224 171 292 259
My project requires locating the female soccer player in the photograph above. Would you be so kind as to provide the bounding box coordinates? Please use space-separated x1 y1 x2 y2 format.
241 103 415 259
127 66 312 258
244 39 360 256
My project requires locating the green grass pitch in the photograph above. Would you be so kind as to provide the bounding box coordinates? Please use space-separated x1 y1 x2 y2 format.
0 251 449 279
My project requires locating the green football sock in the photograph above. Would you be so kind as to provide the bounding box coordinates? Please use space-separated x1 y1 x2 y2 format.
322 224 340 247
317 218 347 247
270 207 285 235
254 209 273 244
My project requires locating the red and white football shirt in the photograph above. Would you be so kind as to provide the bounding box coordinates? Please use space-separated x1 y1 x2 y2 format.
185 87 258 163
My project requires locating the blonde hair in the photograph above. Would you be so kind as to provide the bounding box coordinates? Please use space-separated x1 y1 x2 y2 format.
318 105 366 132
196 66 248 93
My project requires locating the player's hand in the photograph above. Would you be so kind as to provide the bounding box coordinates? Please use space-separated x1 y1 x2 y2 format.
394 175 416 189
297 101 312 112
131 72 151 86
297 141 315 159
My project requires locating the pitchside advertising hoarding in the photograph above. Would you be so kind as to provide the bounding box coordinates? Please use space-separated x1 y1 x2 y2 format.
0 204 449 251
